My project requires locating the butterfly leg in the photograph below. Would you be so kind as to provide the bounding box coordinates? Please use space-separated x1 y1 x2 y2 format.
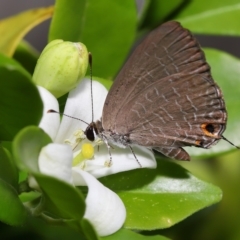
154 147 190 161
102 137 113 167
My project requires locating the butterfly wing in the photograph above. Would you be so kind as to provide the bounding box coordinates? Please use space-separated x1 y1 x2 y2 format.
101 21 227 160
102 21 211 129
123 74 226 159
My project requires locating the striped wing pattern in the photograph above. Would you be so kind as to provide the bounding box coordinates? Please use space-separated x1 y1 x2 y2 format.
102 21 226 160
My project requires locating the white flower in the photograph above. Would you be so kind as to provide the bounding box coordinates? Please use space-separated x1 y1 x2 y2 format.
36 79 156 236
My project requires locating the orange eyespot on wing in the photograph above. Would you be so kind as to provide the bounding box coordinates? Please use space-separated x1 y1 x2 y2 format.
201 123 216 137
195 140 202 146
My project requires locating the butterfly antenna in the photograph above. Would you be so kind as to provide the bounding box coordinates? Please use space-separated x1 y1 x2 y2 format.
47 109 89 126
88 52 94 123
221 135 240 149
129 145 142 168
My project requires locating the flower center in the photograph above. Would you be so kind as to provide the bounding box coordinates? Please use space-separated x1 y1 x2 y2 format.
72 143 95 166
65 129 107 169
82 143 95 159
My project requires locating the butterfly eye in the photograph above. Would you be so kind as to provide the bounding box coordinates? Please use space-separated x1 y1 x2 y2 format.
85 126 95 141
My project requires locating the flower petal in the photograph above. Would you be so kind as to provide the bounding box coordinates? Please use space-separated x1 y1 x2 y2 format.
38 86 60 141
72 169 126 236
38 143 73 184
54 78 108 143
73 145 156 179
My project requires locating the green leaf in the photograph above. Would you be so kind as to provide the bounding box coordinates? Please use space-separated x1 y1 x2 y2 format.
13 126 86 223
100 159 222 230
13 126 51 171
0 56 43 141
0 178 27 226
176 0 240 35
0 146 18 189
13 40 39 74
19 191 41 203
81 218 100 240
34 174 86 220
139 0 184 30
186 48 240 158
0 7 53 56
103 228 170 240
49 0 137 79
176 0 239 18
49 0 89 42
0 52 31 74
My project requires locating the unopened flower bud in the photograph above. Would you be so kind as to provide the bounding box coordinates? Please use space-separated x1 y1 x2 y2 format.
33 40 88 98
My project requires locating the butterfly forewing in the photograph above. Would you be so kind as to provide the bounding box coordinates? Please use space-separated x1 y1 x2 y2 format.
103 21 211 129
101 21 227 160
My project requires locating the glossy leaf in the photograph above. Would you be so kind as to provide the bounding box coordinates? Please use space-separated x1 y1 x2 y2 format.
0 6 53 56
139 0 184 30
13 126 85 224
103 228 170 240
0 146 18 189
13 126 51 171
49 0 137 79
0 53 30 73
13 41 39 74
49 0 88 42
186 48 240 157
100 159 222 230
0 179 27 226
81 218 100 240
19 191 41 203
176 0 240 35
0 56 43 141
34 174 86 220
176 0 240 19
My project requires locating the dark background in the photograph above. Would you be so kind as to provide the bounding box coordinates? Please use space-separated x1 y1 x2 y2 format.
0 0 240 58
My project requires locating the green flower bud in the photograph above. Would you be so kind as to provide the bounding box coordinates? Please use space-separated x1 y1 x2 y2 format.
32 40 88 98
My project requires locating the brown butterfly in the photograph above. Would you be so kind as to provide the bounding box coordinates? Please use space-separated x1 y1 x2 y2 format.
50 21 238 165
